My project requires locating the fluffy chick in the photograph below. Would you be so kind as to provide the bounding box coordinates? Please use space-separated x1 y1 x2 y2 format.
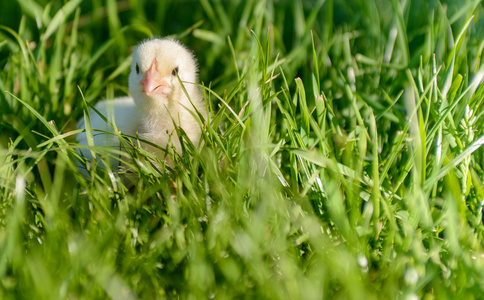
77 38 206 174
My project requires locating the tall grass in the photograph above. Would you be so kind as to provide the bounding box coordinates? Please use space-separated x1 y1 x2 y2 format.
1 0 484 298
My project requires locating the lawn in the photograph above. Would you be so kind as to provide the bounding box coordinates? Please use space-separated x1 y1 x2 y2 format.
1 0 484 299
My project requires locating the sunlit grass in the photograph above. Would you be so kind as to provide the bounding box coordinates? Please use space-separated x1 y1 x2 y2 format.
1 0 484 299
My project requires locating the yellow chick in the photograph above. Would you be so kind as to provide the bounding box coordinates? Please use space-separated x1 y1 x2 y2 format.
77 38 206 176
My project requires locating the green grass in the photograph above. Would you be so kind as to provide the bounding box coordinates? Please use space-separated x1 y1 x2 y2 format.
2 0 484 298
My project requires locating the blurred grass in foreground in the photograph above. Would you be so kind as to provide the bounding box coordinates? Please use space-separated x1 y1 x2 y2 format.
1 0 484 299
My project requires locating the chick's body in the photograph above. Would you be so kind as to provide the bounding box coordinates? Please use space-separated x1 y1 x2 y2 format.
77 38 205 172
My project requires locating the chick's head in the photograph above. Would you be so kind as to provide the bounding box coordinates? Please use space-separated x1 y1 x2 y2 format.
128 38 198 109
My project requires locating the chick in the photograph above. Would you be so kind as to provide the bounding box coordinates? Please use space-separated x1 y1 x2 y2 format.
77 38 206 175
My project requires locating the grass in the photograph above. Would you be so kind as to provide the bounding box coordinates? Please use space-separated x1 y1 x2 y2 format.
1 0 484 298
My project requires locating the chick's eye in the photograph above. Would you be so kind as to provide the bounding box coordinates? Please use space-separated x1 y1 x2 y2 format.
135 64 140 74
172 67 179 76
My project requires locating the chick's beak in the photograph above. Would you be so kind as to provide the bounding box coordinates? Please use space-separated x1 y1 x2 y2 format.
140 58 171 96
